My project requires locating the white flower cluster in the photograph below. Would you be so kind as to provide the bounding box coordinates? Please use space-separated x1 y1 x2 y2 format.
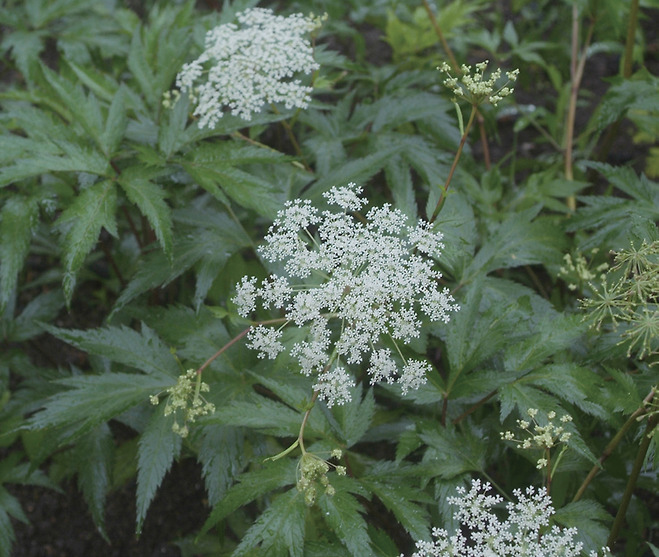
175 8 321 127
409 480 611 557
439 61 519 106
234 183 459 407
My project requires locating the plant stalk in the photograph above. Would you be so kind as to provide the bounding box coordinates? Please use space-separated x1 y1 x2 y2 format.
430 104 478 224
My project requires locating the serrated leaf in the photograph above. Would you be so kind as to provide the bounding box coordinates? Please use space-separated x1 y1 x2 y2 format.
43 323 179 378
444 279 511 395
233 489 306 557
208 396 302 437
332 384 375 448
136 406 182 534
360 474 430 540
75 423 114 541
180 143 290 217
118 167 173 257
464 208 567 279
317 477 372 556
56 179 117 303
198 425 244 506
419 425 487 479
27 372 173 441
0 488 20 557
305 146 399 201
112 215 247 314
553 500 611 553
503 313 586 372
99 84 127 156
0 197 38 309
200 459 297 536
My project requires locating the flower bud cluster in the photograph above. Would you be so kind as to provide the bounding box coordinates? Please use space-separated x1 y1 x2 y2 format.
296 449 346 506
439 61 519 106
558 249 609 292
501 408 572 469
175 8 322 127
408 479 612 557
150 369 215 438
233 183 459 407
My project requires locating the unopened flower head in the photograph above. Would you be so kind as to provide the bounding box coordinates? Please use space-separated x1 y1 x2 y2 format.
175 8 322 127
150 369 215 438
408 479 612 557
233 183 459 407
296 451 345 506
501 408 573 469
439 60 518 106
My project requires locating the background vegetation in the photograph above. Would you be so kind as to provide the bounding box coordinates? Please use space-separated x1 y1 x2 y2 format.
0 0 657 555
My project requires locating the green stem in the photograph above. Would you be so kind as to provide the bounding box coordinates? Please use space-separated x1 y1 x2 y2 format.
573 387 656 502
607 412 658 549
430 104 477 224
298 390 319 455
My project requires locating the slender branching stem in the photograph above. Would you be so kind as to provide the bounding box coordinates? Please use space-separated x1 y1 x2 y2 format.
298 390 320 454
573 387 657 502
595 0 640 163
565 5 596 211
452 389 498 425
430 104 478 224
607 411 658 549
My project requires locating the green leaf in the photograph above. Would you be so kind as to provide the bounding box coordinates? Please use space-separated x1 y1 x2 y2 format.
0 487 21 557
331 384 375 448
42 323 179 378
419 425 487 479
198 425 244 506
118 167 173 257
99 84 127 156
553 500 611 554
27 372 172 441
361 471 430 540
317 476 372 556
233 489 306 557
503 313 586 372
200 459 297 536
179 143 291 217
463 208 567 279
208 396 302 438
56 179 117 303
75 423 114 541
135 406 182 534
112 212 248 314
305 146 400 201
0 197 38 309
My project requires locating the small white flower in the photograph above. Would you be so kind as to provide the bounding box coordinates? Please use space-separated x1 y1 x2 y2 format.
246 325 284 359
175 8 321 126
234 185 459 406
313 365 355 407
409 480 612 557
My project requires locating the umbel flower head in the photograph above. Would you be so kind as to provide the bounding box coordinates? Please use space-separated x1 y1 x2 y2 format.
408 479 612 557
234 183 459 407
175 8 321 127
439 60 519 106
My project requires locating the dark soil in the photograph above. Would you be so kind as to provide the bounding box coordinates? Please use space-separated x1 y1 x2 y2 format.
10 458 208 557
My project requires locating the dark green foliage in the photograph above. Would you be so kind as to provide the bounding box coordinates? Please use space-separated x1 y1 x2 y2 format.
1 0 657 556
